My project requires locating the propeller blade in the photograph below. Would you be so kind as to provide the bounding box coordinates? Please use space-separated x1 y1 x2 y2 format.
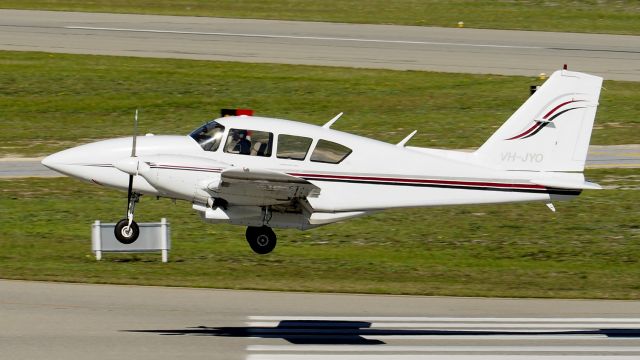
131 109 138 157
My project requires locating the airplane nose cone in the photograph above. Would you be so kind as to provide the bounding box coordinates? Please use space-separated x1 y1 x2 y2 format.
41 153 59 171
41 150 68 173
40 148 86 177
40 144 103 178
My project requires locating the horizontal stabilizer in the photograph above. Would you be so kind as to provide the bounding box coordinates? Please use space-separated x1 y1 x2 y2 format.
530 179 602 190
309 211 369 225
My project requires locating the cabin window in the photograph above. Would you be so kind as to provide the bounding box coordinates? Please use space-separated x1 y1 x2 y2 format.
277 134 313 161
310 139 352 164
224 128 273 157
190 121 225 152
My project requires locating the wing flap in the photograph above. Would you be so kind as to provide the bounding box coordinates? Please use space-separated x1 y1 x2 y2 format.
222 167 312 184
213 167 320 206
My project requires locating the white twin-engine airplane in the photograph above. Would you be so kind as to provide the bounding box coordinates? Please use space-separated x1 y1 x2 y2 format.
42 69 602 254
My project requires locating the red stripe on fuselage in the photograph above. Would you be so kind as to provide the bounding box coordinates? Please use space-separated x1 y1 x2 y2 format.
288 172 544 190
152 164 222 172
147 165 544 191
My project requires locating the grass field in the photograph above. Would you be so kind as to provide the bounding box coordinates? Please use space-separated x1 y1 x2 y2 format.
1 51 638 158
1 1 640 35
1 50 638 299
1 169 638 299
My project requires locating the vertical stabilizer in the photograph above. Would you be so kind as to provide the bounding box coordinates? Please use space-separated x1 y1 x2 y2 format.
475 70 602 172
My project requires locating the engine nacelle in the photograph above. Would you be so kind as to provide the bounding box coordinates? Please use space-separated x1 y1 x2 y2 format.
136 154 226 203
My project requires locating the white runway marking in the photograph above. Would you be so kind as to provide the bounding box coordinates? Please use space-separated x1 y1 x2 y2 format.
245 315 640 359
64 26 543 50
248 322 640 329
248 316 640 322
360 334 610 340
247 356 640 360
248 316 640 329
248 345 640 352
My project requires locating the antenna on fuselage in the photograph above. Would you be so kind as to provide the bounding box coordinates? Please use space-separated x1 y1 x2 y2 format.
396 130 417 147
322 112 343 128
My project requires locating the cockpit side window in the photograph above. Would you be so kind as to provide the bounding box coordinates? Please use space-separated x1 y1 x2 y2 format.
190 121 225 152
224 128 273 157
277 134 313 161
310 139 352 164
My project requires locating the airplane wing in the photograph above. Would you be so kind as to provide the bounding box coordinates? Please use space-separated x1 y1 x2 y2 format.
210 167 321 206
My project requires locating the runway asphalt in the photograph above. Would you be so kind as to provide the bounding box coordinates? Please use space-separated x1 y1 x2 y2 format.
1 10 639 81
3 279 640 360
1 145 637 178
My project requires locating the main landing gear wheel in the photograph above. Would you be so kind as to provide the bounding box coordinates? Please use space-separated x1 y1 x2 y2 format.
246 226 277 254
115 218 139 244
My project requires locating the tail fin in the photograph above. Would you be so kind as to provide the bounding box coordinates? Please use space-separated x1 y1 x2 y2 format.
475 70 602 172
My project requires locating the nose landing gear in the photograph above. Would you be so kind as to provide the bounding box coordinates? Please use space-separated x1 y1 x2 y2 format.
245 226 277 254
115 192 140 244
114 110 141 245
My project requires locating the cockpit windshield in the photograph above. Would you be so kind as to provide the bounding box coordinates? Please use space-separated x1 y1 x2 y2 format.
189 121 225 152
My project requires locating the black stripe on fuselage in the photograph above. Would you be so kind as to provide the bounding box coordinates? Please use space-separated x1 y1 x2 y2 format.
149 165 221 173
303 177 581 196
85 164 114 168
85 163 580 196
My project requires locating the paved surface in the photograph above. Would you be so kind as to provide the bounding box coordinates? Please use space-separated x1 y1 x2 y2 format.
2 145 637 178
1 10 639 81
585 144 640 169
0 157 62 178
2 280 640 360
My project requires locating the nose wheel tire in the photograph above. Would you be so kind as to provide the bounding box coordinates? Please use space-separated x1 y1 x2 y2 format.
246 226 277 254
115 218 140 244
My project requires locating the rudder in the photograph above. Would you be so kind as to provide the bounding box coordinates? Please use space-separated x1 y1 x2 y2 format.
475 70 602 172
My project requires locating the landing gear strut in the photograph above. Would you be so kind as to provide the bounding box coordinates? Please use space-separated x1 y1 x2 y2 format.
115 192 140 244
245 226 277 254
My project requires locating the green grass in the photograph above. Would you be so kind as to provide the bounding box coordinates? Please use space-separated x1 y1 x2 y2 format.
2 1 640 35
1 51 638 158
1 169 638 299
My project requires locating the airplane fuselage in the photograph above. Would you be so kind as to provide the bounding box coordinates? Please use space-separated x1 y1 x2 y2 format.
43 116 582 230
41 70 602 252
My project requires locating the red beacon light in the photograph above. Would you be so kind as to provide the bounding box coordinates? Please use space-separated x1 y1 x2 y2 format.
221 108 254 117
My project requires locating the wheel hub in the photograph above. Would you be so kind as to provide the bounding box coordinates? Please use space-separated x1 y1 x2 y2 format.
121 226 132 238
256 234 270 247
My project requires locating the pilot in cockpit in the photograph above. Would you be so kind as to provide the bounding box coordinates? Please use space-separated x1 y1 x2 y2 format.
230 129 251 155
